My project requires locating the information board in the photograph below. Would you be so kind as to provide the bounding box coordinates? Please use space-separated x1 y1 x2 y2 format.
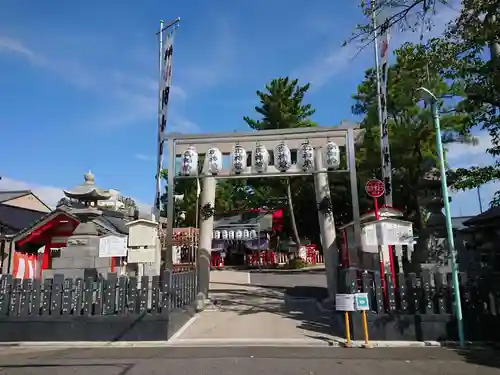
99 235 128 258
335 294 355 311
355 293 370 311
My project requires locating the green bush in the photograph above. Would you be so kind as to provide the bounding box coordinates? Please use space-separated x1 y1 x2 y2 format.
287 258 308 269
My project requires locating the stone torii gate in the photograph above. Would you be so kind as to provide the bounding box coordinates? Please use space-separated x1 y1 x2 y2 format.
164 124 363 302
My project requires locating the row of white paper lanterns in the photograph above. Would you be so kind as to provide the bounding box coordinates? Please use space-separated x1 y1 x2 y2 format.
213 229 258 240
180 141 340 176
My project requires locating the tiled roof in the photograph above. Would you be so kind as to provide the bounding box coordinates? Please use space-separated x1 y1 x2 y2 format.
463 207 500 226
0 204 49 235
0 190 30 203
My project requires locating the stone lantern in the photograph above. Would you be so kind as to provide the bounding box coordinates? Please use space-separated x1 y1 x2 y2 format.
63 171 111 236
417 167 455 267
44 171 113 280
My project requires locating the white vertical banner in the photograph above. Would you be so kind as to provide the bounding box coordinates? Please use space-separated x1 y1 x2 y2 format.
376 9 393 207
155 24 178 216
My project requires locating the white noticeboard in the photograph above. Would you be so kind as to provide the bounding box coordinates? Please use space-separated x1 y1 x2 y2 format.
361 219 414 247
99 235 128 258
335 294 355 312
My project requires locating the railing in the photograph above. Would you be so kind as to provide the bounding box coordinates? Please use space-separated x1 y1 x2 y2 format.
0 270 196 317
339 268 500 341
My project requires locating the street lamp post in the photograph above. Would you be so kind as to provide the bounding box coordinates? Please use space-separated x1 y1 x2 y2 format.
418 87 465 348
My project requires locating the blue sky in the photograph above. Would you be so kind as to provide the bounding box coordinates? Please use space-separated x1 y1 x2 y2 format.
0 0 496 217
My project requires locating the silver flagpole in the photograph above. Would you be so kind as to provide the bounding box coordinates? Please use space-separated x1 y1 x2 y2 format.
371 1 393 207
154 17 180 271
155 20 164 223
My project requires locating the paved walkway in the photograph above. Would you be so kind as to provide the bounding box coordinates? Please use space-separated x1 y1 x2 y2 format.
169 270 342 346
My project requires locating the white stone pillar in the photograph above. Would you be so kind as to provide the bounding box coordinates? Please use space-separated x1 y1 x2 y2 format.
197 176 216 298
314 150 338 301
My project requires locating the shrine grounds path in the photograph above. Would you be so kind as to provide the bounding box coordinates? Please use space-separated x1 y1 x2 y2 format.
0 347 498 375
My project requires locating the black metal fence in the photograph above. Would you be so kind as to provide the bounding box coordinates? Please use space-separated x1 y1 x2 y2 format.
0 270 197 342
338 268 500 342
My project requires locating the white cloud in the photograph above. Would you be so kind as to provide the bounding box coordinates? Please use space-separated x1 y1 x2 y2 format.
134 153 155 162
0 177 65 208
0 35 190 130
297 2 460 88
0 177 151 214
447 132 496 169
446 131 500 215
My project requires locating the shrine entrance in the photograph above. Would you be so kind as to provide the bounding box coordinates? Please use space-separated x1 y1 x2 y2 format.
163 124 363 301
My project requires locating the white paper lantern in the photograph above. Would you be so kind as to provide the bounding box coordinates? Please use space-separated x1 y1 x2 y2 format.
235 230 243 239
180 146 198 176
205 147 223 175
274 142 291 172
222 230 228 240
297 141 315 172
253 143 269 173
243 229 250 239
250 230 257 239
324 141 340 170
213 230 220 239
230 144 247 174
228 230 235 239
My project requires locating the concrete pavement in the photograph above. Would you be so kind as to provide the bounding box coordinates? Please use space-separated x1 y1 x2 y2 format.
169 270 341 346
0 347 498 375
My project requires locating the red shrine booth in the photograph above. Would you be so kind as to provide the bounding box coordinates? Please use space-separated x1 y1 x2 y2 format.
7 210 80 279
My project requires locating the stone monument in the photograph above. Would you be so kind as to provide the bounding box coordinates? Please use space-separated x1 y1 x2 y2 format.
416 167 454 268
43 171 112 279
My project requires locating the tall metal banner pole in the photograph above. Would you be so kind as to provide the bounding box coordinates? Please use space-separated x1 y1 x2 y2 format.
155 20 164 223
371 2 397 276
371 1 393 207
154 17 181 271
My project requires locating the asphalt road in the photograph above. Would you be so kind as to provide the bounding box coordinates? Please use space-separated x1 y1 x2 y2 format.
249 270 327 289
0 347 498 375
249 270 328 301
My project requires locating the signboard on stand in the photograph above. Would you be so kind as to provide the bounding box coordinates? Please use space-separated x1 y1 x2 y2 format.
355 293 370 311
335 294 355 311
99 235 128 258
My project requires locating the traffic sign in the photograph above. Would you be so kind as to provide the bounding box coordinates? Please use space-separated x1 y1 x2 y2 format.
355 293 370 311
365 179 385 198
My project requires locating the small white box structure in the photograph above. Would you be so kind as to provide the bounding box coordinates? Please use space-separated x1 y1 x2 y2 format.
338 207 415 271
125 219 158 264
126 219 157 248
361 218 414 247
127 246 156 264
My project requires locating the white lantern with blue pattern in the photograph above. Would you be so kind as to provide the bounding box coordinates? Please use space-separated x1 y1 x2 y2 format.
222 230 228 240
252 143 269 173
243 229 250 239
213 230 220 239
323 141 340 170
205 147 223 175
228 230 235 240
230 144 247 174
297 141 314 172
180 146 198 176
274 142 291 172
235 230 243 239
